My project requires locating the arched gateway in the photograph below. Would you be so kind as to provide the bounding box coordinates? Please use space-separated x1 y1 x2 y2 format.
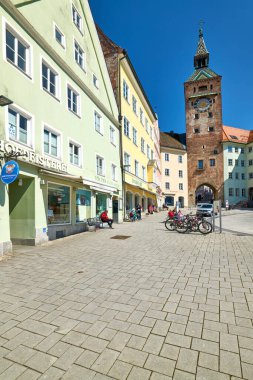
195 184 217 205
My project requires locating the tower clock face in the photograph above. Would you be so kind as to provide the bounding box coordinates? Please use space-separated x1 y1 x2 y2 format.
194 98 212 112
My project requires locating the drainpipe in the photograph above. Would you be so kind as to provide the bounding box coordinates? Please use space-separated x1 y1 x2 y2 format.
118 50 127 220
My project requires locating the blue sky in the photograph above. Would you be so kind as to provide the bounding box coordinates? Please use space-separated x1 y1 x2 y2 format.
89 0 253 133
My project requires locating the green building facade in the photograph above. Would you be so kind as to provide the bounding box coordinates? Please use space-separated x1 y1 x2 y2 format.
0 0 122 254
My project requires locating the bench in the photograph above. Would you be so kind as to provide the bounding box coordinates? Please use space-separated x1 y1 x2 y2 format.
86 217 108 231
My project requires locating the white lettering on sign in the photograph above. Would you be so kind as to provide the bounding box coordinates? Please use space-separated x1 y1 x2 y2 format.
0 140 68 173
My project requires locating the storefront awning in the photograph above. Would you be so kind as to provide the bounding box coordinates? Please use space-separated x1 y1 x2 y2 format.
83 179 118 194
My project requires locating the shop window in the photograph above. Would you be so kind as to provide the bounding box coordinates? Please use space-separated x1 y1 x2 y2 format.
76 189 91 222
48 183 70 224
96 193 107 217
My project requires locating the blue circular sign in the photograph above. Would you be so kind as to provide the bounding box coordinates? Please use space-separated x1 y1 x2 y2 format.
1 160 20 184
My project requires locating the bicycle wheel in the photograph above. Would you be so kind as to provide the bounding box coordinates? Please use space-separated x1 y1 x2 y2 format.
176 221 188 233
198 221 212 234
165 219 176 231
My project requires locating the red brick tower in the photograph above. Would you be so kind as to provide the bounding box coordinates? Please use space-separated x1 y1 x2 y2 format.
185 28 224 206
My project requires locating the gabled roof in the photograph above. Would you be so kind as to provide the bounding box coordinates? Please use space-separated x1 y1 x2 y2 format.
187 67 219 82
160 132 186 150
222 125 251 144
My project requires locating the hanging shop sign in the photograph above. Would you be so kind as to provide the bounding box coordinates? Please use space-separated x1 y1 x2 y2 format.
1 160 19 184
0 140 67 173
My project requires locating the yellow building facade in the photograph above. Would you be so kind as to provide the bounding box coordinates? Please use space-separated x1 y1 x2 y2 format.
97 26 160 218
120 60 158 215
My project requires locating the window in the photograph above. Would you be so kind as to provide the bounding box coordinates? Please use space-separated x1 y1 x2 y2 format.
249 173 253 179
194 128 200 134
195 114 199 119
44 128 59 157
48 183 70 225
208 112 213 118
199 85 207 91
142 166 146 181
96 155 105 176
249 160 253 166
140 108 144 124
198 160 203 169
110 126 116 145
241 148 244 154
165 182 170 190
235 188 239 197
67 86 80 115
150 126 153 140
228 159 233 166
210 159 215 167
133 127 137 145
147 145 150 159
134 160 139 177
229 188 233 196
230 135 238 140
208 126 214 132
141 138 145 153
94 111 102 134
242 188 246 197
151 150 154 160
145 118 149 133
228 172 232 179
69 141 81 166
42 61 59 98
93 74 99 89
228 146 233 153
76 189 91 222
165 169 170 176
214 149 218 155
249 147 252 153
6 27 30 75
8 106 32 146
235 173 239 179
111 164 116 181
165 153 169 161
235 159 238 166
241 160 245 167
74 41 85 70
72 5 83 32
55 26 65 47
124 117 130 138
132 95 137 114
241 173 245 180
124 153 131 172
179 170 183 178
179 183 183 190
123 80 129 101
178 155 182 163
235 147 238 153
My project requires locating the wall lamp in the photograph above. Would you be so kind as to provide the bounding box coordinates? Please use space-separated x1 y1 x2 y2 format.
0 96 13 107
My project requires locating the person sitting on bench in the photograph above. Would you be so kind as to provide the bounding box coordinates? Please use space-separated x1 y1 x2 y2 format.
100 210 113 228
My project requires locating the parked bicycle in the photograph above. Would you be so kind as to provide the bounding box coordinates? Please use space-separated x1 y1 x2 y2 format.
165 214 212 235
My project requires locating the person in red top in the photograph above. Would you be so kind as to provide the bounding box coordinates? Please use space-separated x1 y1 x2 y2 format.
168 209 175 219
100 210 113 228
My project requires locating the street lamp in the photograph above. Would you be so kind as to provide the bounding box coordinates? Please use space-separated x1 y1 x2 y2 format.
0 96 13 107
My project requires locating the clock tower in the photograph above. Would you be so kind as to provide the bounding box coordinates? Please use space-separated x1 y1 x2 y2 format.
184 27 224 206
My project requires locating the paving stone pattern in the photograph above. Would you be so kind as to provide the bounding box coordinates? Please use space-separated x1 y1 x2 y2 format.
0 211 252 379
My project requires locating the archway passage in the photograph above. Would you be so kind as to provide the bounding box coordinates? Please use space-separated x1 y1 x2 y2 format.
195 184 216 205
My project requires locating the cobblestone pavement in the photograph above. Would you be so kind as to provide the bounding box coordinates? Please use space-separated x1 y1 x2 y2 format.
0 211 253 380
